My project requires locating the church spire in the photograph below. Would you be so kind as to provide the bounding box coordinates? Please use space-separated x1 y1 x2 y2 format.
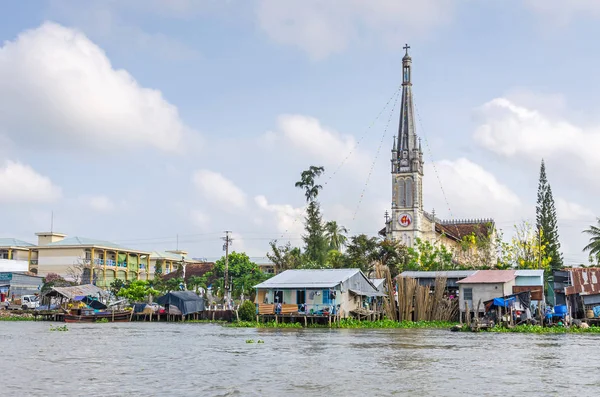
395 44 418 160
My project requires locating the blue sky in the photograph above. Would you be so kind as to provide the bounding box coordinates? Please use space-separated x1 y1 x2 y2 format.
1 0 599 264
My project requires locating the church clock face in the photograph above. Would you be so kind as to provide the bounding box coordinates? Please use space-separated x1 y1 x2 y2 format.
399 213 412 227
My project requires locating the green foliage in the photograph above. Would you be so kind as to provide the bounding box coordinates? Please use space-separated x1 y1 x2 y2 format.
238 300 256 322
405 238 454 271
41 273 72 294
49 325 68 331
267 240 303 273
302 201 328 267
0 315 34 321
154 260 163 276
109 279 127 297
214 252 269 298
96 318 109 323
511 221 551 271
536 160 563 271
295 165 325 203
344 234 379 273
583 218 600 265
488 324 600 334
117 280 158 303
325 221 348 251
227 320 456 329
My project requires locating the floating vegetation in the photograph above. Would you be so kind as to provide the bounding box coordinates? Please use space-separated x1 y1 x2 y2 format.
96 318 109 323
257 340 264 344
50 325 69 332
228 320 457 329
246 339 255 343
486 325 600 334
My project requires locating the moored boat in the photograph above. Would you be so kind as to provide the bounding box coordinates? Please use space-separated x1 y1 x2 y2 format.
64 308 131 323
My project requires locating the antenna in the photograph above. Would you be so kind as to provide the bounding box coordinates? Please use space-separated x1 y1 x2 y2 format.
50 211 54 233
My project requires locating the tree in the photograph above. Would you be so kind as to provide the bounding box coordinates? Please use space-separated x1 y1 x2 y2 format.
344 234 380 274
583 218 600 264
511 221 551 271
325 221 348 251
117 280 158 303
214 252 269 299
266 240 303 273
453 223 497 268
536 160 563 271
238 300 256 322
405 238 454 271
295 166 328 267
109 279 127 297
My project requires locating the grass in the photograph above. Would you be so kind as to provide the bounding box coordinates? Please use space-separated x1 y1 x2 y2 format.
0 316 35 321
227 319 458 329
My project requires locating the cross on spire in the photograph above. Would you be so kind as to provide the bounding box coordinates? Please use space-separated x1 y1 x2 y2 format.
403 43 410 55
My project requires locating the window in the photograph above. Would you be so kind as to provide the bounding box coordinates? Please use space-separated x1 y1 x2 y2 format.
323 290 334 305
463 288 473 301
405 178 413 207
296 290 306 304
398 179 406 206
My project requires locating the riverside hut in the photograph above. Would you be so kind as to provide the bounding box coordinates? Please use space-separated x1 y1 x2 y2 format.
155 291 204 319
457 270 517 321
254 269 384 320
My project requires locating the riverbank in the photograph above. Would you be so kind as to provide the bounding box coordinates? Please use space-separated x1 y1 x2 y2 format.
228 319 458 329
0 312 34 321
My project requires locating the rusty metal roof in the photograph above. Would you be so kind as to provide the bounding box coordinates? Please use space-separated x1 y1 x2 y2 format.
565 268 600 296
457 270 516 284
50 284 108 299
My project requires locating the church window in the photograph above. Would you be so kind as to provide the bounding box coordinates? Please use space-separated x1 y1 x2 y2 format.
398 179 406 207
406 178 413 207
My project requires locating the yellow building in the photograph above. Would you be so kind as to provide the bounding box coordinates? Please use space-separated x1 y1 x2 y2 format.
0 238 35 261
33 232 152 288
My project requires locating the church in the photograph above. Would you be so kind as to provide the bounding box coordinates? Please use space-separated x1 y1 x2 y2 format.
379 45 495 255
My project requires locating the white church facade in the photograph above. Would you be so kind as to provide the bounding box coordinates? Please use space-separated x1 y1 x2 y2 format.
380 45 495 255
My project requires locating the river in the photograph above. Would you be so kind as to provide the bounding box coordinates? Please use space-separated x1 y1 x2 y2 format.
1 322 598 396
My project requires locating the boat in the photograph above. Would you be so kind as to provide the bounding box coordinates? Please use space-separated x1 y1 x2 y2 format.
63 308 131 323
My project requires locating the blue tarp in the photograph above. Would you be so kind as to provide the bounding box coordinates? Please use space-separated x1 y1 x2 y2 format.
492 296 516 307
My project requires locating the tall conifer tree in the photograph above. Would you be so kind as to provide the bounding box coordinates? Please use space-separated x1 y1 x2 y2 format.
536 159 563 271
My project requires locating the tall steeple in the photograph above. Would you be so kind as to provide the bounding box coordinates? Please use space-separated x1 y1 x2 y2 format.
388 44 424 247
395 44 419 166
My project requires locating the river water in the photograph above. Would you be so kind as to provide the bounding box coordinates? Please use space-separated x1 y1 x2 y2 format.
1 322 598 396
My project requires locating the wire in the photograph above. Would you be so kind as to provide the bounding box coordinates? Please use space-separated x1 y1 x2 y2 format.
276 86 405 241
351 88 401 225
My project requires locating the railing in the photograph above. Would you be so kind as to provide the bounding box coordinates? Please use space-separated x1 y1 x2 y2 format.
257 303 340 316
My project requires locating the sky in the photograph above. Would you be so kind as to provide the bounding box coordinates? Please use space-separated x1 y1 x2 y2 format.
1 0 600 264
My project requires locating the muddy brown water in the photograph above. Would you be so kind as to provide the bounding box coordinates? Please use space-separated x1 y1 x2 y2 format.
1 322 598 396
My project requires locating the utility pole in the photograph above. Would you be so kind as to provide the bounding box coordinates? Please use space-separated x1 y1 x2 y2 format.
222 231 233 298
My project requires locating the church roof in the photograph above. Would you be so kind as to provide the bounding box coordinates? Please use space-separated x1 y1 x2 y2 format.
435 220 494 242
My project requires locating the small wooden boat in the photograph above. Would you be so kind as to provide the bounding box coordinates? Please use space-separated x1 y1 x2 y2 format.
64 308 131 323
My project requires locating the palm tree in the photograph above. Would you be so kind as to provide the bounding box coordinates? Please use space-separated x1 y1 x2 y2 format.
325 221 348 251
583 218 600 263
295 166 325 202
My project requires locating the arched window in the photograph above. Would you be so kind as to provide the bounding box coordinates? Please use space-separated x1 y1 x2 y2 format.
398 179 406 207
406 178 413 207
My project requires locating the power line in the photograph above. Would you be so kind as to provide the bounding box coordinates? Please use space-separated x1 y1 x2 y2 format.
276 86 405 241
351 87 401 225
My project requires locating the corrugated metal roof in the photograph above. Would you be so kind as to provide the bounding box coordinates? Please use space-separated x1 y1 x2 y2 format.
515 270 544 277
50 284 108 299
44 236 126 249
150 251 182 261
457 270 516 284
0 238 35 248
369 278 386 289
400 270 477 279
565 268 600 296
254 269 363 289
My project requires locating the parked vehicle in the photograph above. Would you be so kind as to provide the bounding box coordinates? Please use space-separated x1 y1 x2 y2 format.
7 295 40 310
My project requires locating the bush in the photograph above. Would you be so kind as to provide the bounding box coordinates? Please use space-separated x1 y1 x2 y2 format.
238 300 256 322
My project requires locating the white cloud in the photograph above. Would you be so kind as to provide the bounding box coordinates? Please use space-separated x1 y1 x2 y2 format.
192 169 247 210
267 114 371 178
254 195 305 236
0 161 61 203
256 0 456 59
556 198 595 221
190 209 211 229
0 22 190 152
473 96 600 173
84 195 115 212
423 158 522 222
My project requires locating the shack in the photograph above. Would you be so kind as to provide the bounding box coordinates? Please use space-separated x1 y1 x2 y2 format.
557 267 600 319
399 270 476 294
457 270 517 320
0 272 43 302
155 291 204 317
513 269 545 308
254 269 384 319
